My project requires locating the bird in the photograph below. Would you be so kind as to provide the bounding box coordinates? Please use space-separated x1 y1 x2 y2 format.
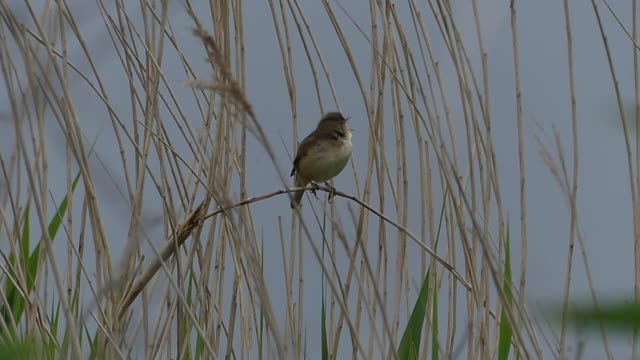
290 111 353 208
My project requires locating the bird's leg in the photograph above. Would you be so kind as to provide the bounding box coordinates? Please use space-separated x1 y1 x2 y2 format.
309 182 321 200
324 182 337 203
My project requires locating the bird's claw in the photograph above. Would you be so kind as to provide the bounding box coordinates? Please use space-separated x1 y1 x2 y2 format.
310 182 321 200
324 182 337 203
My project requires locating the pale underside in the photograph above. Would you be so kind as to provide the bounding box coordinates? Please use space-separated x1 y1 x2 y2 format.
296 139 352 184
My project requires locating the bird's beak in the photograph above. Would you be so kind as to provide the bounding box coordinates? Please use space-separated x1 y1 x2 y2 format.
349 128 356 132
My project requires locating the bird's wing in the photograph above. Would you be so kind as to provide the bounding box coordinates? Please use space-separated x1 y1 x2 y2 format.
290 131 317 176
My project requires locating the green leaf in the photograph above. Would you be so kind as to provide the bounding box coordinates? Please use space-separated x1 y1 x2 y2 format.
431 277 439 360
27 172 81 294
195 272 203 358
398 268 430 360
47 301 61 357
2 207 30 328
88 328 99 360
1 172 81 332
0 337 42 359
559 301 640 332
498 224 513 360
48 172 81 240
398 191 447 360
320 210 329 360
21 208 30 274
321 294 328 360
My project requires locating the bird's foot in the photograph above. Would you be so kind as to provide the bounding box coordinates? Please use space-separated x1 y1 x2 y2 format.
310 182 321 200
324 182 337 203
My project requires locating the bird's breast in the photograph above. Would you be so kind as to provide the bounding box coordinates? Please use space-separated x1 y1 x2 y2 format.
296 139 352 183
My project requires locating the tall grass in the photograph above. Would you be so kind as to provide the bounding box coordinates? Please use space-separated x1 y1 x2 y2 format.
0 0 633 359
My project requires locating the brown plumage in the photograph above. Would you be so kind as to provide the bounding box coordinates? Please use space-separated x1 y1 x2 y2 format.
290 112 353 208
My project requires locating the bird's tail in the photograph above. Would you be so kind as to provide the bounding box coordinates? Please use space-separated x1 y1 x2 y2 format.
290 175 306 208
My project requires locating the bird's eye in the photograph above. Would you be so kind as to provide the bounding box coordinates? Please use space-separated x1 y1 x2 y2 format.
333 130 345 139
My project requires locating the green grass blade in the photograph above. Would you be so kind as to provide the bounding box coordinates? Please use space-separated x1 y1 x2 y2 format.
320 209 328 360
431 279 438 360
398 268 431 360
88 329 99 360
21 207 30 274
47 172 81 240
498 224 514 360
1 173 81 335
27 172 81 293
47 301 61 357
3 208 29 326
321 287 328 360
560 301 640 331
0 337 41 359
2 173 82 331
398 189 447 359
